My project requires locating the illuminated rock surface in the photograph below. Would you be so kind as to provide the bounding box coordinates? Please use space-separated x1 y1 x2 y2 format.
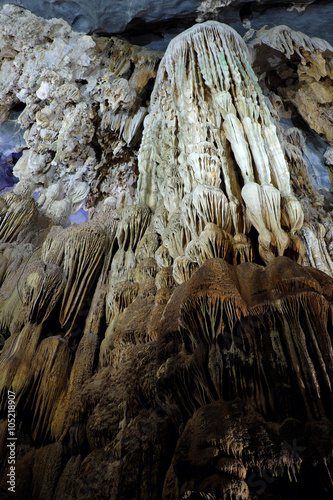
0 4 162 213
0 6 333 500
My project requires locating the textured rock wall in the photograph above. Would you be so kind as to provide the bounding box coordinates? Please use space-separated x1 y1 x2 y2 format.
0 4 162 221
0 7 333 500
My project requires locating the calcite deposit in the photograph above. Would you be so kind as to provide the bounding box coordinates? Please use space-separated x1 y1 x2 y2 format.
253 24 333 142
0 6 333 500
0 4 162 215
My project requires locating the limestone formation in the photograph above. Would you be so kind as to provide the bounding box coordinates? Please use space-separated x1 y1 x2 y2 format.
324 147 333 186
253 24 333 143
0 192 37 242
138 21 305 265
0 4 162 214
250 24 333 273
0 8 333 500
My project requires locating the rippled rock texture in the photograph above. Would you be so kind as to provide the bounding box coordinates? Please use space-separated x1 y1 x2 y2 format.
0 6 333 500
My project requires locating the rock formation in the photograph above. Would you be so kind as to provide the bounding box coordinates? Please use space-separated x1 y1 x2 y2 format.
0 6 333 500
253 24 333 143
0 4 162 213
138 21 307 270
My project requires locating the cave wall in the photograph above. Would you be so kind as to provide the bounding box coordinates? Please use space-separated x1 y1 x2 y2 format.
0 5 333 500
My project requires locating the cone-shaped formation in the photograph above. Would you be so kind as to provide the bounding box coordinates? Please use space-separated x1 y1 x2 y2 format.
0 193 37 243
21 260 66 324
138 21 304 265
157 257 333 421
42 222 107 332
1 11 333 500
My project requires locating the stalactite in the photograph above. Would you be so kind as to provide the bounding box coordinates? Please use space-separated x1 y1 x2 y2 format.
0 10 332 500
138 21 304 266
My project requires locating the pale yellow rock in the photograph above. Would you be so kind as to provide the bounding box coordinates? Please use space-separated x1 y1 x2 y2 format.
256 25 333 60
21 260 65 323
106 281 140 322
155 267 174 290
300 224 333 276
138 21 302 265
0 193 37 243
116 204 151 252
173 256 198 285
38 183 73 226
255 24 333 143
155 245 173 268
163 211 191 259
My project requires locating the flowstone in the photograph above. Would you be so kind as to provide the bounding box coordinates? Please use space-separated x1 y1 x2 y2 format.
0 12 333 500
138 21 306 268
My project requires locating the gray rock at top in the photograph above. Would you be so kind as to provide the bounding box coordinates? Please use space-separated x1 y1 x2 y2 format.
0 0 202 33
0 0 316 34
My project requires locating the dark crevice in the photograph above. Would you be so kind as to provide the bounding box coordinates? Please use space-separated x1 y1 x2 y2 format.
127 60 135 80
239 2 253 22
119 15 197 47
90 132 103 163
11 101 26 113
140 77 155 105
76 79 88 85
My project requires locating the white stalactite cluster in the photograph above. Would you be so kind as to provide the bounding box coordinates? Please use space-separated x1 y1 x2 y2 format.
255 24 333 60
0 10 332 331
138 21 305 277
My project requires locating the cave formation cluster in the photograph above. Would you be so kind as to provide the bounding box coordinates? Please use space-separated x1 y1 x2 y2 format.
0 4 333 499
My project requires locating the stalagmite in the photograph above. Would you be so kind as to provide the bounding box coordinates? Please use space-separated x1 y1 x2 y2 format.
20 260 65 324
232 233 254 265
185 238 207 266
138 21 304 264
158 257 333 421
0 8 333 500
155 244 173 268
106 281 140 322
155 267 175 290
0 193 37 243
173 255 198 285
185 224 233 266
135 231 160 261
300 224 333 277
42 222 107 332
116 204 151 252
241 182 276 263
163 211 191 259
